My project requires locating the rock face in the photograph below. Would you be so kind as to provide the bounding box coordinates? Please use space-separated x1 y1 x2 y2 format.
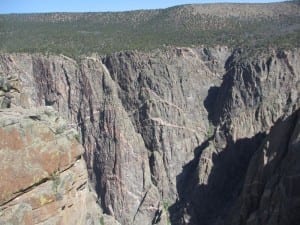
171 48 300 225
0 47 299 225
226 109 300 225
0 107 120 225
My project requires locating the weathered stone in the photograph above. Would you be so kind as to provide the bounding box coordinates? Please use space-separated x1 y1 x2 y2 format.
171 48 300 225
225 109 300 225
0 46 299 225
0 107 118 225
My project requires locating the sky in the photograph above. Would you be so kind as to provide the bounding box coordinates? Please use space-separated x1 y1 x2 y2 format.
0 0 285 14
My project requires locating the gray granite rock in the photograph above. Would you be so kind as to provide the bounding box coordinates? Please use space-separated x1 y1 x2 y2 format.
0 47 299 225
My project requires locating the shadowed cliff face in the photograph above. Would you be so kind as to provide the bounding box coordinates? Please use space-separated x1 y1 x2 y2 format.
0 47 299 225
169 48 300 225
226 109 300 225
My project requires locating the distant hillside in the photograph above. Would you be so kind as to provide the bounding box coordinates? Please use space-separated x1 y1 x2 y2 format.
0 1 299 56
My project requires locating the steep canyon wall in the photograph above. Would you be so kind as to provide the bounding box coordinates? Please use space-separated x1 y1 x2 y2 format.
0 47 299 225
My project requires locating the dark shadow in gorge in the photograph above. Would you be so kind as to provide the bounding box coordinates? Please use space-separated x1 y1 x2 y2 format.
169 132 266 225
203 51 235 126
168 50 270 224
203 86 220 125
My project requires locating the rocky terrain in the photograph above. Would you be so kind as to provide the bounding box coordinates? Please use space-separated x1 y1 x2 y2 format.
0 1 299 225
0 107 120 225
227 108 300 225
0 45 299 225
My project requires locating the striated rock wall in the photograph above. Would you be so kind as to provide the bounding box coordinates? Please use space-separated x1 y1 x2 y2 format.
0 46 299 225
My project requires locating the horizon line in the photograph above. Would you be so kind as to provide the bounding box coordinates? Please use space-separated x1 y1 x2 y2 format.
0 0 289 15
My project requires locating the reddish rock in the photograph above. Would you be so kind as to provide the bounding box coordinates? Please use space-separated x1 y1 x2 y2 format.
0 107 119 225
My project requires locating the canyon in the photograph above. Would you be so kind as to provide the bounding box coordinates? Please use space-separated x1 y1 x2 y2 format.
0 46 299 225
0 1 300 225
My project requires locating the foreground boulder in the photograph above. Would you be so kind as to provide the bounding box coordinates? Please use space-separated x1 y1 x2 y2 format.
0 106 119 225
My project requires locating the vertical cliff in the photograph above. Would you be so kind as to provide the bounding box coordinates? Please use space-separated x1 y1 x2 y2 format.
169 48 299 225
226 109 300 225
0 47 299 225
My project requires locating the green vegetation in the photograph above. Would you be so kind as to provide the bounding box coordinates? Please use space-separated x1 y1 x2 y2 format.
163 200 171 225
163 200 170 211
51 169 61 200
0 2 299 57
205 122 214 139
99 216 105 225
74 133 81 143
51 170 60 190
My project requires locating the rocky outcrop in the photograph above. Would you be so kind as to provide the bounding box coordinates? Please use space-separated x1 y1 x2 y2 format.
0 107 119 225
0 47 299 225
